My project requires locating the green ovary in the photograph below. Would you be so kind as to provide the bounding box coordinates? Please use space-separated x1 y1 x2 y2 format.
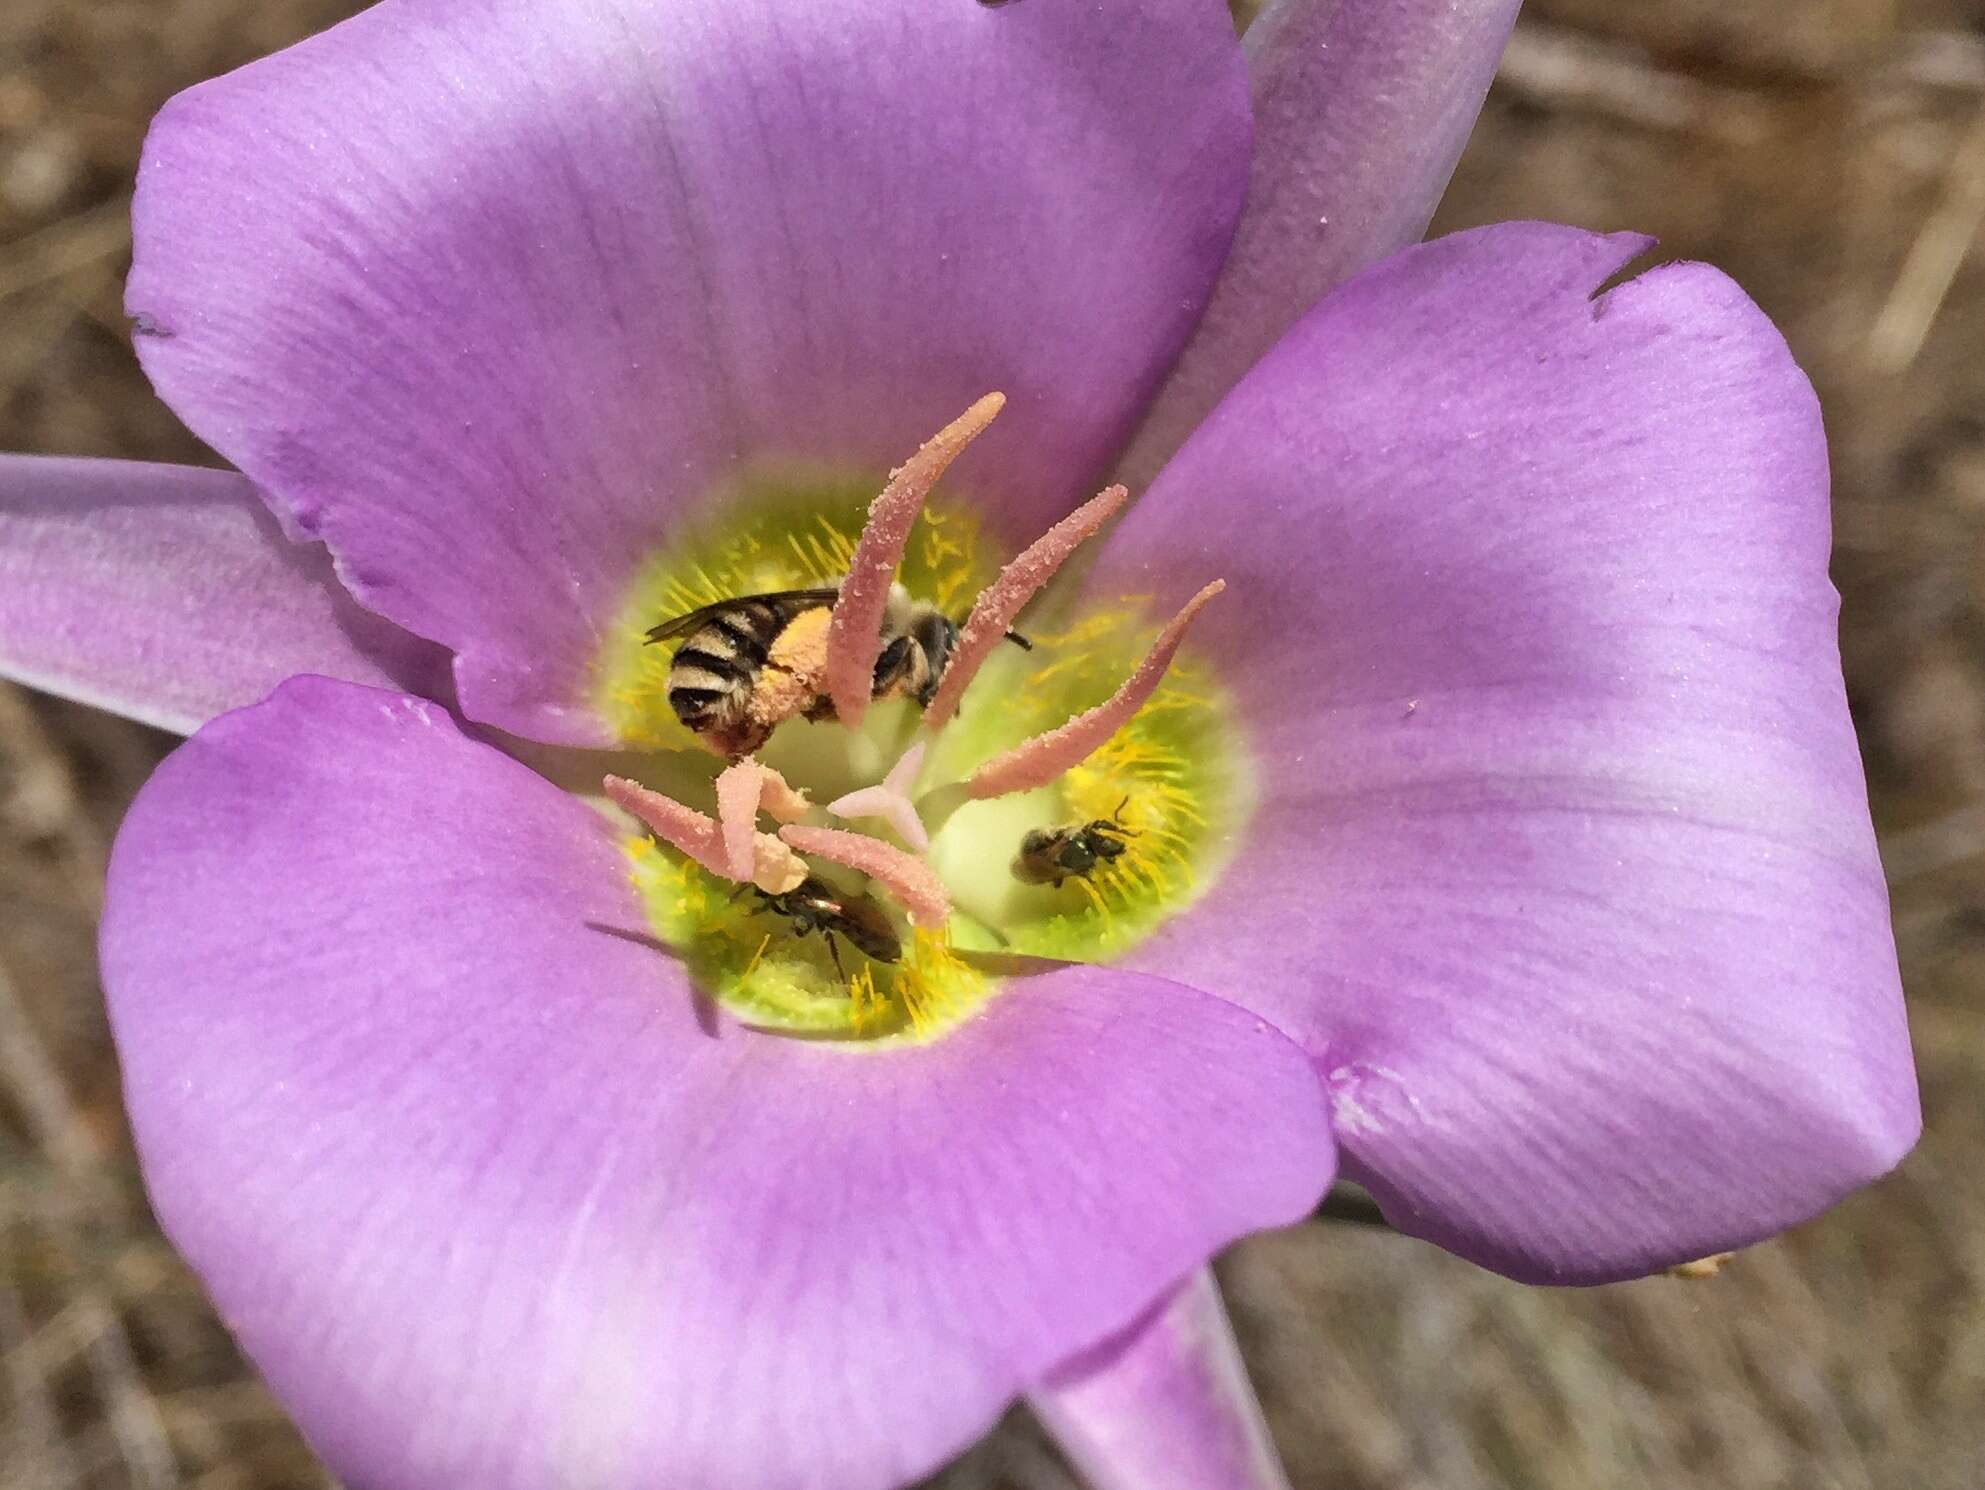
596 474 1251 1043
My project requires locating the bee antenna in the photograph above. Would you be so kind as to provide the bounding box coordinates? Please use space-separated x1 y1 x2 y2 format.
1002 630 1034 652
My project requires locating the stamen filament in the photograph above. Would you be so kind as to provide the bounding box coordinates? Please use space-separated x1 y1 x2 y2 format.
778 823 951 928
921 483 1129 729
966 581 1226 801
825 393 1006 728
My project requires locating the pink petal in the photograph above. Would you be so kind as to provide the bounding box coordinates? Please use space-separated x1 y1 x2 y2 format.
967 581 1225 800
1031 1269 1291 1490
103 678 1333 1490
824 394 1005 727
1087 223 1918 1280
1120 0 1519 486
126 0 1248 747
777 824 950 928
1 456 450 733
922 483 1129 729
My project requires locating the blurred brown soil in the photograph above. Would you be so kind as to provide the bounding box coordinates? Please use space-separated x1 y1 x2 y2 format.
5 2 1985 1488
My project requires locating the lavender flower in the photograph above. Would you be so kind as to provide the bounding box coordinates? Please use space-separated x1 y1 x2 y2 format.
0 2 1917 1488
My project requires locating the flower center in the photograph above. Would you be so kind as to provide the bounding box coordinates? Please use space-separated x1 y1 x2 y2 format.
594 417 1250 1045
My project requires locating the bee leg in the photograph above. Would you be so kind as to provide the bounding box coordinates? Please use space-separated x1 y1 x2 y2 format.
824 933 849 988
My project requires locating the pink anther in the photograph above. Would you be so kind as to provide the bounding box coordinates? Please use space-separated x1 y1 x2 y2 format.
778 824 951 928
757 769 813 823
825 393 1005 728
714 760 812 881
714 763 762 882
922 483 1129 729
965 580 1226 801
604 775 807 894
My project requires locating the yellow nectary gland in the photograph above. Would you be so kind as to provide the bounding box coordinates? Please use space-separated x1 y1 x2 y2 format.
603 477 1249 1043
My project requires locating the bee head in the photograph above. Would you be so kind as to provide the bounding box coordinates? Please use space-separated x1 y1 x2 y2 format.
909 610 959 706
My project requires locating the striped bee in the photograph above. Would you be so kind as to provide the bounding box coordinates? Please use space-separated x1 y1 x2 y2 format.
645 583 1028 758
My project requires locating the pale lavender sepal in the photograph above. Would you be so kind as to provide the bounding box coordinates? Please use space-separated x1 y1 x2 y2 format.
1092 222 1919 1282
1121 0 1521 484
0 456 449 732
1031 1268 1291 1490
99 676 1334 1490
126 0 1249 748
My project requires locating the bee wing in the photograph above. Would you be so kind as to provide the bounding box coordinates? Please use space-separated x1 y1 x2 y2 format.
643 587 841 645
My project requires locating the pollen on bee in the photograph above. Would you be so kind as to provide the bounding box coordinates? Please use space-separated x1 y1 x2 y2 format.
746 606 834 734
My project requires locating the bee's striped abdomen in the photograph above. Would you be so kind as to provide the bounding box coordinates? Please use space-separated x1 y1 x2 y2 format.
662 594 826 731
666 633 749 729
709 615 769 665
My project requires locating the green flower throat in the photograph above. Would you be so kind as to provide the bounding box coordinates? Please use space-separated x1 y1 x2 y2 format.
594 466 1250 1044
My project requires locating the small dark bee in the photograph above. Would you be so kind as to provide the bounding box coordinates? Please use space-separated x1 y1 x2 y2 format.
748 875 903 983
1012 798 1138 889
647 583 1029 758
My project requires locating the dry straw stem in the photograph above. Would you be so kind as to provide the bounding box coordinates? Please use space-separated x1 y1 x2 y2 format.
1867 99 1985 373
